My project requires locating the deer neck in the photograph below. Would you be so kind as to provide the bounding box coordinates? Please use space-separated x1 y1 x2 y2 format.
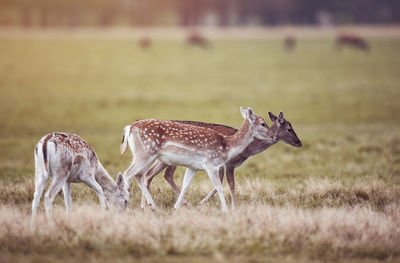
224 119 254 160
246 137 276 156
243 123 279 155
94 162 117 201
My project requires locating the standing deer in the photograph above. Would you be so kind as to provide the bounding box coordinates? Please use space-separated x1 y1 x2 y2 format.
120 107 274 212
186 31 211 48
336 33 369 52
139 36 152 49
32 132 129 222
284 35 296 52
141 111 301 208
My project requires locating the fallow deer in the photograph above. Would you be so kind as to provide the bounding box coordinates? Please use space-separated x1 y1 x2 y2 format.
141 111 301 208
284 35 296 52
336 33 369 52
120 107 274 212
186 31 210 48
32 132 129 222
139 36 152 49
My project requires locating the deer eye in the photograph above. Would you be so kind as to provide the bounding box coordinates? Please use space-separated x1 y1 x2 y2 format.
261 123 266 127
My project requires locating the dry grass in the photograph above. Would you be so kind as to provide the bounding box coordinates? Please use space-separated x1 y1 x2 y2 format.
1 204 399 263
1 176 399 262
2 176 399 211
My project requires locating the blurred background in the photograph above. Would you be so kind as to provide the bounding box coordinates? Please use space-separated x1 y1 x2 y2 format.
0 0 399 27
0 0 399 210
0 0 399 171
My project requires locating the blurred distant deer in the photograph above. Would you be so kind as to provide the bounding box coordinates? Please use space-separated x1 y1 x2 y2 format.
186 32 210 48
284 35 296 52
336 34 369 52
139 36 152 49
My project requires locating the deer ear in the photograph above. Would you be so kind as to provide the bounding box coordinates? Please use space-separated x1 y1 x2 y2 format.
116 172 124 189
240 106 247 119
278 111 285 124
268 111 277 122
247 107 256 123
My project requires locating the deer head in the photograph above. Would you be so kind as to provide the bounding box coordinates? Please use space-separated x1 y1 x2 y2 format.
240 106 273 142
268 111 302 147
107 173 130 212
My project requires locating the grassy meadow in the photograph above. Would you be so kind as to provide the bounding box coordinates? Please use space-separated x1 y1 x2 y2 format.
0 28 400 262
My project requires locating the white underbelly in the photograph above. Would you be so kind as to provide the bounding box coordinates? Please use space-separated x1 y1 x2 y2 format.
158 143 207 170
158 151 204 170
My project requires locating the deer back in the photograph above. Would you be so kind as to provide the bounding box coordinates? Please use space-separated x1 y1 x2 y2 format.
173 120 237 136
41 132 98 175
130 119 229 154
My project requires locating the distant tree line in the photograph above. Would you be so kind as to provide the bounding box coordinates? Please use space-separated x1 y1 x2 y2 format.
0 0 398 28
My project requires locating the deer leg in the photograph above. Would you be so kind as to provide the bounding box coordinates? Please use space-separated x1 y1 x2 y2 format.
32 146 50 223
141 161 169 207
31 170 49 222
62 182 72 216
198 189 217 207
207 168 228 212
226 166 236 209
174 168 196 210
163 166 191 207
122 155 155 191
197 166 225 207
134 173 148 209
44 175 68 220
162 165 179 195
123 162 138 191
123 156 158 209
81 174 106 210
144 161 169 190
138 175 157 210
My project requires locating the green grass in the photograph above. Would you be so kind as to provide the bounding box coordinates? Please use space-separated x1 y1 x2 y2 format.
0 29 400 262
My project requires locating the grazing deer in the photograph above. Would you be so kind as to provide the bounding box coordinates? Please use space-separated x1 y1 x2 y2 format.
336 33 369 52
120 107 274 212
186 32 210 49
141 111 301 208
139 36 152 49
284 35 296 52
32 132 129 222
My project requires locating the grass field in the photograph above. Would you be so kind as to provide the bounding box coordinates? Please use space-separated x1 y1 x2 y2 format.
0 28 400 263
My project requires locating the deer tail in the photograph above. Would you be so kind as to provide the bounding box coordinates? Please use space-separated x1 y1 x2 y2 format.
120 125 131 155
34 137 49 185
